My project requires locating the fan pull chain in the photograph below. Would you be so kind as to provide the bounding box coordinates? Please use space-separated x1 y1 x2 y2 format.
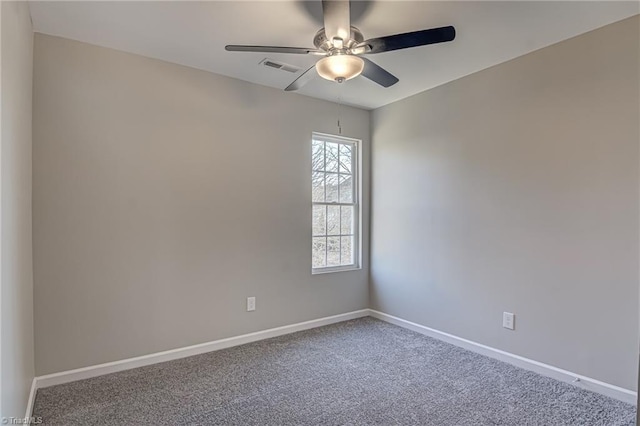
337 93 343 135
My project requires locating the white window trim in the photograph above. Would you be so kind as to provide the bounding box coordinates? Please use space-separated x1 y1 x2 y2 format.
311 132 362 274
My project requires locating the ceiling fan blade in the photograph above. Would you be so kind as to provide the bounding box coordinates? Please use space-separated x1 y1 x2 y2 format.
360 58 399 88
358 26 456 54
322 0 351 43
285 65 317 92
225 45 322 55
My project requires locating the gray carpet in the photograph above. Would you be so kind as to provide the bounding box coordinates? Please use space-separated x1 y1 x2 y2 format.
33 317 636 425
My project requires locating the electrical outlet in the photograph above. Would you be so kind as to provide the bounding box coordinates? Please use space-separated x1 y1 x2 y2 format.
247 297 256 312
503 312 515 330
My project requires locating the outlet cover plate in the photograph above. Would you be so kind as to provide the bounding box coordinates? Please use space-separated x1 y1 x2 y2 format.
247 297 256 312
503 312 515 330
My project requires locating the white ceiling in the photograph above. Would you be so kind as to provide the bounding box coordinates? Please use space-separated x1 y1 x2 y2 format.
29 1 639 110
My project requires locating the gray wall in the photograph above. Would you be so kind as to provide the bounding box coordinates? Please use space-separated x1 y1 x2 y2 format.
1 1 35 418
370 16 639 391
32 34 370 375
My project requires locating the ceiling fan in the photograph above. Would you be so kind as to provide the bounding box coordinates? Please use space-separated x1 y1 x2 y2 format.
225 0 456 91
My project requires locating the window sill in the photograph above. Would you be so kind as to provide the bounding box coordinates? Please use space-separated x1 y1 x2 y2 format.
312 265 361 275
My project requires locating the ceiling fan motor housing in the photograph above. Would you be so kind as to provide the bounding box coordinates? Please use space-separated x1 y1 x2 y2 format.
314 26 365 53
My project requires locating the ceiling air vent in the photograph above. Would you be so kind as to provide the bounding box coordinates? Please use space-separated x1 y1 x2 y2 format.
260 58 300 73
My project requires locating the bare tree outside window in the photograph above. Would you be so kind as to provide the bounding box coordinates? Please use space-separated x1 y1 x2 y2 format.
312 134 359 272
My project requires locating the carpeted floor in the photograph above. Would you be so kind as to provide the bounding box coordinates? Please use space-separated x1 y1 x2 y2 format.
33 317 636 425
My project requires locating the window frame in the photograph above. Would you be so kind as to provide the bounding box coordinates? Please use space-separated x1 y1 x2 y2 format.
311 132 361 274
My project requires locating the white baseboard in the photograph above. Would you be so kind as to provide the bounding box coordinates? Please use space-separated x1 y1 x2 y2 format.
35 309 369 389
369 309 637 405
25 377 37 420
31 308 637 408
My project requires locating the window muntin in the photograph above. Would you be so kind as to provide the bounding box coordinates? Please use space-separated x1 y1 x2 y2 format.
311 133 359 273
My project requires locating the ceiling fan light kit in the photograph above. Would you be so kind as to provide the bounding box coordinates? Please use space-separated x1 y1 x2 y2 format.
316 54 364 83
225 0 456 91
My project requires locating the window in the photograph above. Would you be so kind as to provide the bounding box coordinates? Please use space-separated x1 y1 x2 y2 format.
311 133 360 273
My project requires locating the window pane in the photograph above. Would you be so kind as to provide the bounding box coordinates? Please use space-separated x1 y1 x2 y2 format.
312 172 325 202
339 144 352 173
312 237 326 268
338 174 353 203
341 206 353 235
327 237 341 266
326 143 339 172
325 173 339 203
341 236 353 264
327 205 340 235
313 205 326 236
312 140 325 171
